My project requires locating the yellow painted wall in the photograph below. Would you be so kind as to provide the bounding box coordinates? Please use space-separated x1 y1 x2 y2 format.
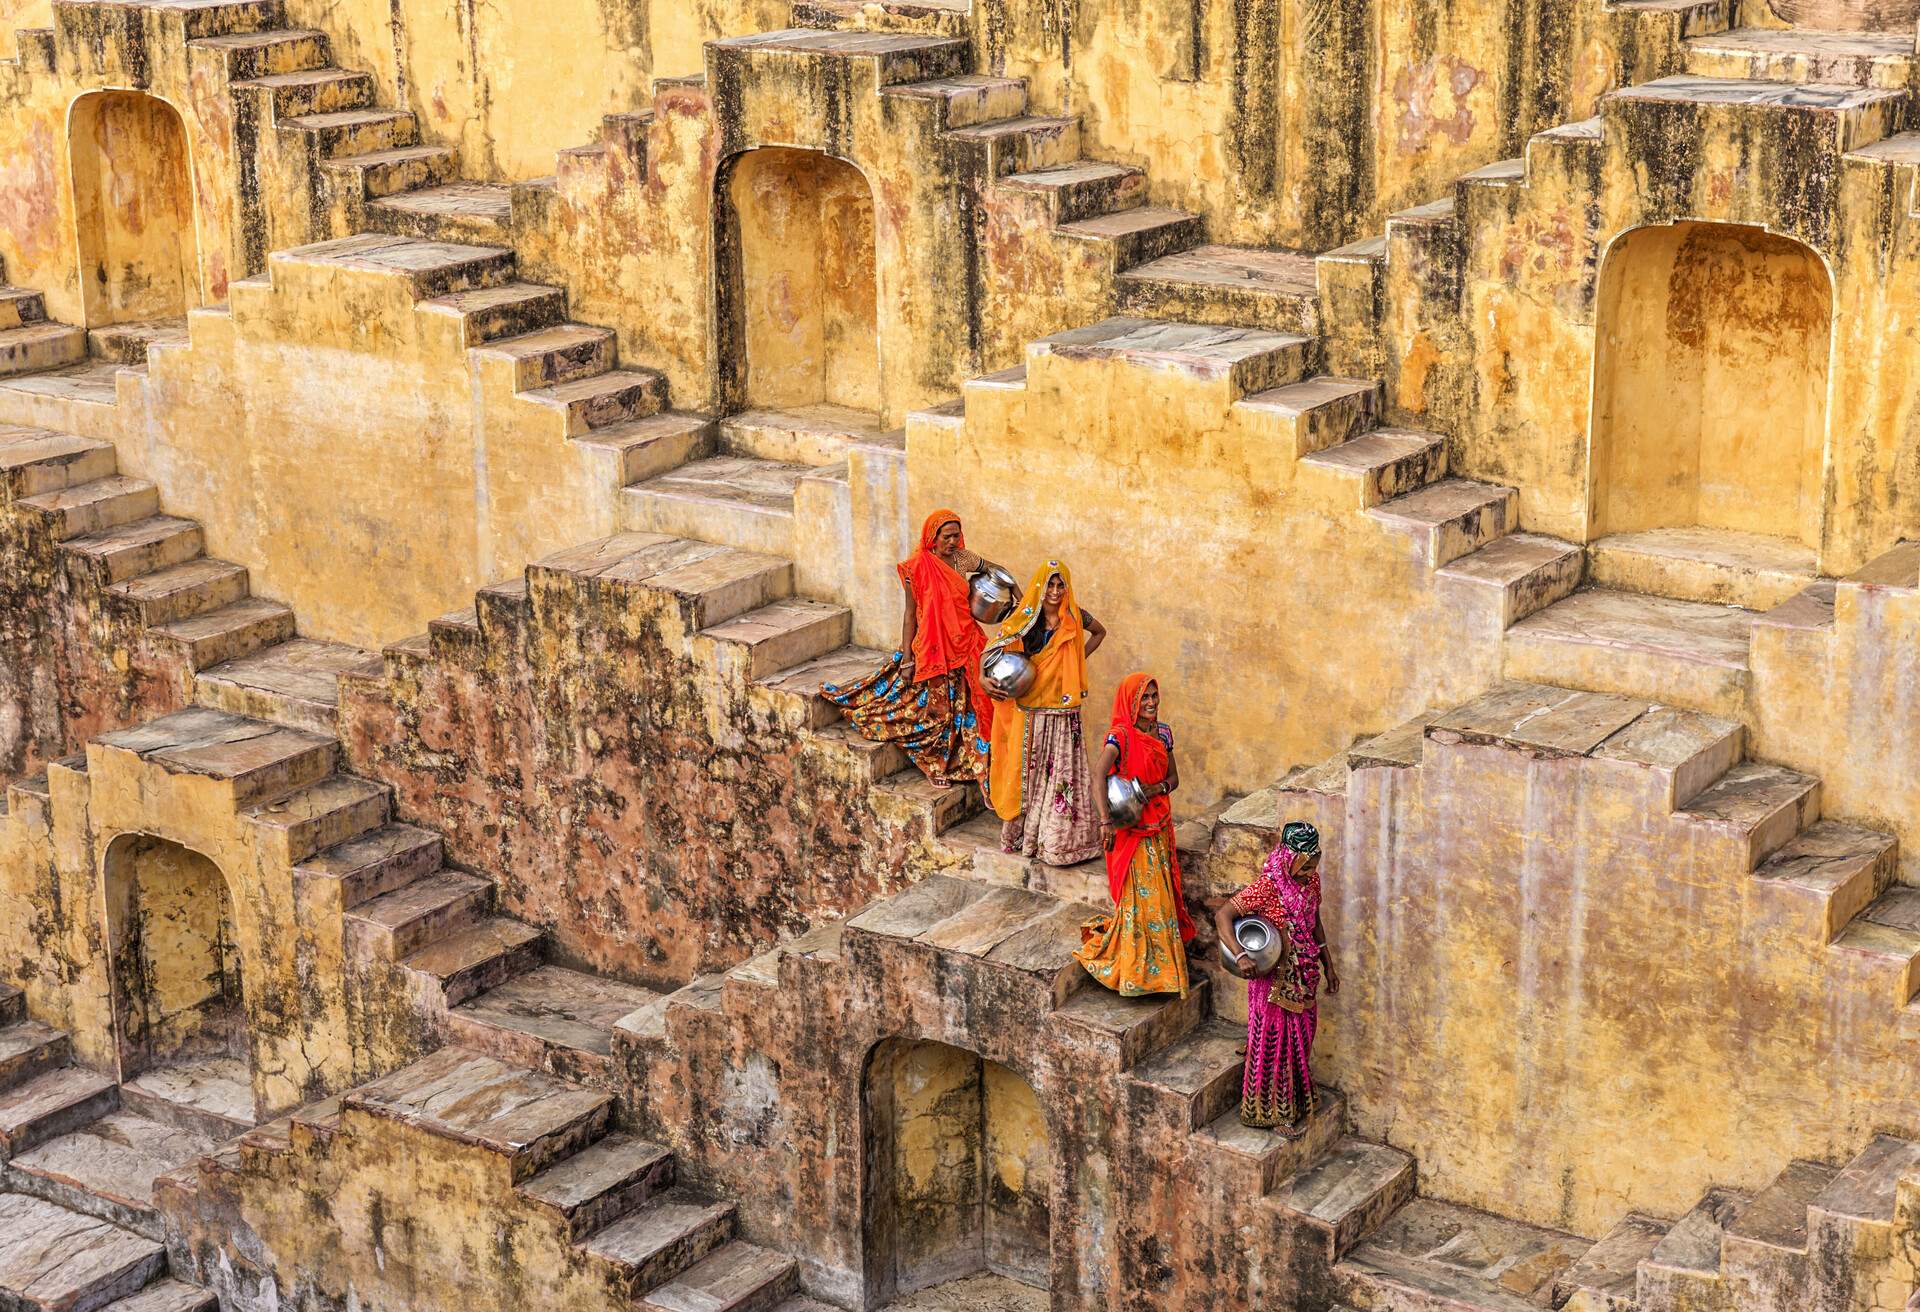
104 833 241 1072
69 90 202 325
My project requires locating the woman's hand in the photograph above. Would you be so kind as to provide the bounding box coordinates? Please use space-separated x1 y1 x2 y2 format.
1100 821 1117 852
1323 961 1341 995
1229 955 1256 980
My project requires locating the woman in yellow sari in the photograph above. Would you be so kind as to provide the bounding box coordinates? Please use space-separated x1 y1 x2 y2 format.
986 562 1107 866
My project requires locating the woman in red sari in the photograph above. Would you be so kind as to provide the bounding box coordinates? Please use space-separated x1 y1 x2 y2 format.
1074 672 1194 996
824 509 999 787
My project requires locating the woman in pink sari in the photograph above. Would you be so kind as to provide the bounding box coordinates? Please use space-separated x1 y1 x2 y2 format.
1215 820 1339 1137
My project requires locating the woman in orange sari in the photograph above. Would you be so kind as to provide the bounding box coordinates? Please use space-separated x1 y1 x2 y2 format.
987 561 1107 866
1074 673 1194 996
824 509 998 787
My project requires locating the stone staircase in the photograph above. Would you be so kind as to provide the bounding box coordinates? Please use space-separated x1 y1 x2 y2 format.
0 986 221 1311
0 257 84 381
167 1043 810 1312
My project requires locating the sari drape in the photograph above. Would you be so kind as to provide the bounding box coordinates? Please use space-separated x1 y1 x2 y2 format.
988 560 1088 823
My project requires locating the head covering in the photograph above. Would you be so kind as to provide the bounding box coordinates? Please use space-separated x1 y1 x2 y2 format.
896 509 987 686
1110 672 1156 739
1281 821 1320 856
987 561 1089 822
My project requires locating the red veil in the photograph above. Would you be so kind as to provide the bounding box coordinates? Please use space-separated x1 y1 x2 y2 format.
1105 672 1194 941
896 509 993 732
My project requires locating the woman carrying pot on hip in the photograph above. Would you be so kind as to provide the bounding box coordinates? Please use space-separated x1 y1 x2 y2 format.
1073 672 1193 997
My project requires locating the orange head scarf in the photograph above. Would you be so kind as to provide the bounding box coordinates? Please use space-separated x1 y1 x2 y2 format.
896 509 986 682
987 561 1089 821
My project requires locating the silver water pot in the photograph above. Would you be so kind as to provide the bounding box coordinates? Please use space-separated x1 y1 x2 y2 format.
1104 774 1147 829
981 644 1038 700
1228 914 1285 975
968 564 1019 624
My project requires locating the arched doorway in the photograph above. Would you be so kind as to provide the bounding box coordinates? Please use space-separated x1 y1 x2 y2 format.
862 1038 1052 1308
103 834 254 1126
1589 221 1832 552
68 90 201 328
718 146 880 417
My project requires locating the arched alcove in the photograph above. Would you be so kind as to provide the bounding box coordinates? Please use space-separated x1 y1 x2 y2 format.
719 146 880 416
862 1037 1052 1308
103 834 250 1096
1589 221 1833 552
68 90 200 327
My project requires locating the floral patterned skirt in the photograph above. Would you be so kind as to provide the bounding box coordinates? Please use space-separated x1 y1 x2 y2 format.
822 653 989 786
1000 708 1101 866
1073 830 1188 997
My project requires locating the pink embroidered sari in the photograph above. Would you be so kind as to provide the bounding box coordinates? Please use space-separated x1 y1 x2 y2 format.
1230 843 1322 1129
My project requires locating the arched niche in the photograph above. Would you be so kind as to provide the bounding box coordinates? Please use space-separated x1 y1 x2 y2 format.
1589 221 1833 552
68 89 201 327
861 1036 1053 1308
717 146 880 417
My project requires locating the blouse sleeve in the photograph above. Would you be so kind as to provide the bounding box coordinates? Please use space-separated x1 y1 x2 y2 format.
1228 883 1259 915
1155 723 1174 750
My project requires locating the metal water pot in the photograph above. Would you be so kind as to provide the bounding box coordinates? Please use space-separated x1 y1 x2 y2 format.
981 644 1037 700
1105 774 1147 829
968 565 1019 624
1229 915 1285 975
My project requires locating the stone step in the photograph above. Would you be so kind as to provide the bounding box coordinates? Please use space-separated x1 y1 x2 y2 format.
878 73 1028 129
1029 316 1313 399
104 557 251 626
1751 819 1897 942
1813 1134 1920 1229
1606 74 1903 156
96 1278 216 1312
1434 532 1585 628
195 637 382 734
718 404 889 466
1269 1137 1418 1261
17 474 158 540
399 916 544 1007
754 644 891 730
283 107 417 158
1237 375 1380 457
516 1130 675 1241
5 1108 219 1239
1503 587 1754 716
620 457 806 560
86 319 188 367
475 322 617 391
148 596 297 670
577 412 717 487
938 809 1107 902
581 1189 737 1289
60 515 205 584
1426 680 1659 761
1127 1019 1245 1133
345 868 495 959
1586 527 1818 611
1191 1087 1346 1199
1058 205 1205 269
92 707 337 808
0 285 48 329
869 767 983 837
1550 1212 1669 1312
417 279 567 347
0 1021 71 1093
295 822 445 909
1831 888 1920 1007
322 143 460 199
699 598 852 681
1000 160 1147 223
1719 1157 1835 1286
0 1192 164 1312
1050 976 1209 1070
524 368 671 436
1684 26 1914 88
449 964 662 1078
0 1065 120 1158
344 1046 611 1183
0 425 115 496
1117 243 1321 335
0 320 87 376
1337 1196 1589 1312
944 114 1081 176
1300 427 1448 507
531 532 794 632
119 1057 255 1141
1674 759 1821 869
1366 479 1516 567
707 28 968 87
365 179 515 244
232 65 374 117
244 772 389 865
639 1240 797 1312
270 233 513 300
1637 1187 1749 1308
188 27 329 79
